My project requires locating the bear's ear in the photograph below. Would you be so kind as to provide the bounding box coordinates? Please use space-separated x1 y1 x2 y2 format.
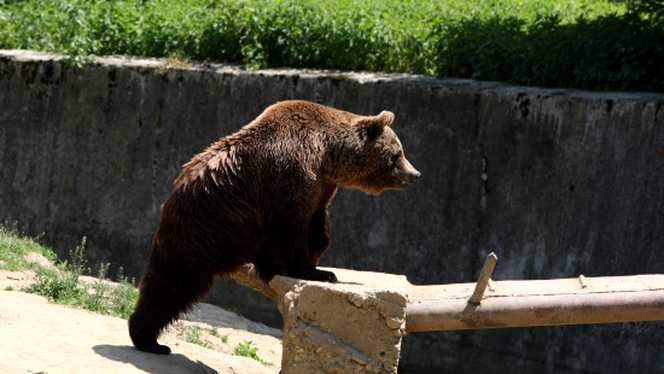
374 110 395 127
355 111 395 141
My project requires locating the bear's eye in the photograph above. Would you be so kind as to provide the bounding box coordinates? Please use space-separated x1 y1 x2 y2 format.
390 153 401 164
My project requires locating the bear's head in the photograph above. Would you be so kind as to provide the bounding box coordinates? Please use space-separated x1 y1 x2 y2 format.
331 110 420 195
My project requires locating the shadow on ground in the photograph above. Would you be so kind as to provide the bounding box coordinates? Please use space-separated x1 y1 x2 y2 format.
93 344 218 374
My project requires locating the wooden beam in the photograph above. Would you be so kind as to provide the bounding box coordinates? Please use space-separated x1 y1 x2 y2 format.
226 263 298 303
225 265 664 333
406 275 664 332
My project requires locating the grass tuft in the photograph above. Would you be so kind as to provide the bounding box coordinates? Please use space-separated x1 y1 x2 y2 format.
0 224 56 271
184 326 211 348
234 340 268 365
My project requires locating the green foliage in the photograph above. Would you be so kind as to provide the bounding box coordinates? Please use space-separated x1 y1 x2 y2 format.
208 326 229 343
28 267 82 302
26 242 139 319
0 0 660 90
0 226 139 320
234 340 267 364
627 0 664 23
184 326 212 348
109 276 140 319
25 238 87 303
0 224 56 271
433 14 664 91
26 261 138 318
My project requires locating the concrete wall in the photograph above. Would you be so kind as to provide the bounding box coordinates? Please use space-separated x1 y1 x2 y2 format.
1 50 663 373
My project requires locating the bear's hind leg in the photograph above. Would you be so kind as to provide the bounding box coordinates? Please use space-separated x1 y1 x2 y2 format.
129 261 214 354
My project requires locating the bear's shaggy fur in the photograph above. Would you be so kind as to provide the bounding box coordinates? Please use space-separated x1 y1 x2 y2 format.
129 100 420 354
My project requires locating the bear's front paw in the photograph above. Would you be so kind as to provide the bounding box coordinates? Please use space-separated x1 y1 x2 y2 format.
313 269 337 283
285 267 338 283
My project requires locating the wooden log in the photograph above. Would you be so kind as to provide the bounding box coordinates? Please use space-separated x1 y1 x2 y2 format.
225 264 278 302
225 265 664 333
406 274 664 332
226 263 298 303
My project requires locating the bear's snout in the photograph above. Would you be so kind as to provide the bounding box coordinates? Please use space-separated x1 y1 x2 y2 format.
398 158 421 185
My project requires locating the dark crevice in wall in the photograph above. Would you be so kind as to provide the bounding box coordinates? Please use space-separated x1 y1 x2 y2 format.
605 99 614 114
516 92 530 118
480 151 489 211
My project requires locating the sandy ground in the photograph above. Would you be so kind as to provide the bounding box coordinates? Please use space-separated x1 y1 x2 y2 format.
0 270 282 374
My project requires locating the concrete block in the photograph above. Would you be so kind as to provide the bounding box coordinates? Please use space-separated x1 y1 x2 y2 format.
270 269 409 374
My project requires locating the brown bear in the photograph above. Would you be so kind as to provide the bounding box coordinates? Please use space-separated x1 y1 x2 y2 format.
128 100 420 354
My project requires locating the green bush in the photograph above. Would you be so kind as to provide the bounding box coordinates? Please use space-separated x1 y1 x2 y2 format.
0 0 661 91
434 14 664 91
627 0 664 23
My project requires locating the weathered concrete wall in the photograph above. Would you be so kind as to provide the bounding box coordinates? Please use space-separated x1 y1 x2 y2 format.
1 50 662 373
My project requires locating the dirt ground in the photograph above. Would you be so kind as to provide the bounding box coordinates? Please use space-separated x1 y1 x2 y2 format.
0 270 283 374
